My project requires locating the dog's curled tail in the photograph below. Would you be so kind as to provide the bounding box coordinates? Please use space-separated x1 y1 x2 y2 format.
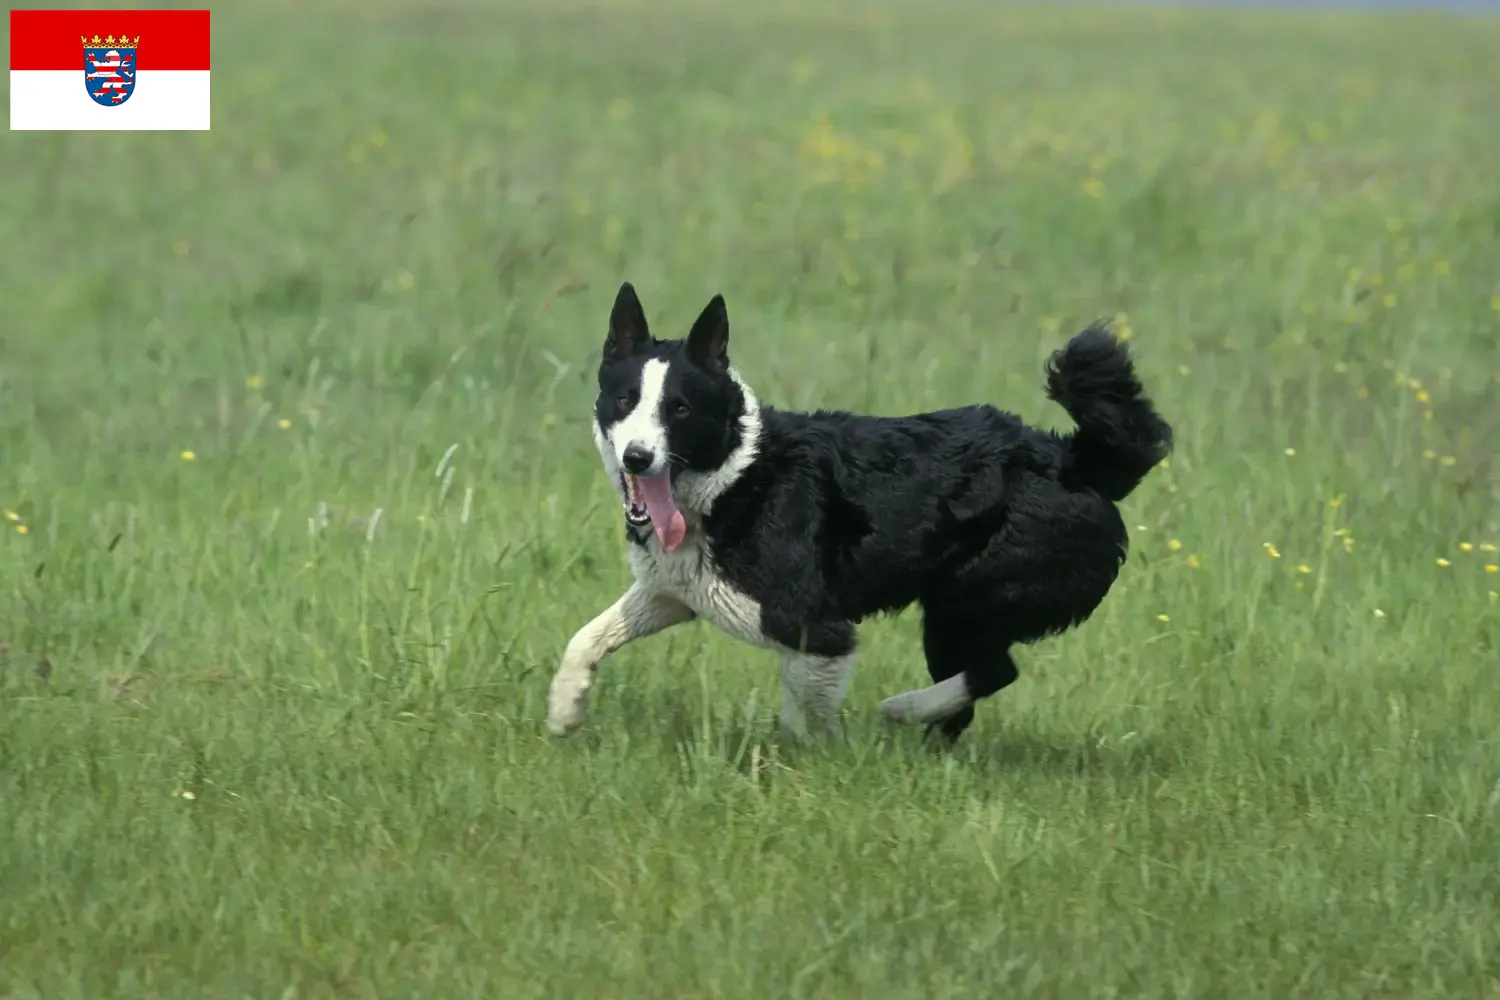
1045 323 1173 502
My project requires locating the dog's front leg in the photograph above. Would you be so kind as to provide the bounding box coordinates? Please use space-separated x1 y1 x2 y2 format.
546 584 695 736
778 650 855 743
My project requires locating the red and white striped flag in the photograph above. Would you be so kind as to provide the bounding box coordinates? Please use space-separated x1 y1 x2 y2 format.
10 9 211 130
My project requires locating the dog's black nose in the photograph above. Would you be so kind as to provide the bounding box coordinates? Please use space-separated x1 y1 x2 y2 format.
621 444 655 474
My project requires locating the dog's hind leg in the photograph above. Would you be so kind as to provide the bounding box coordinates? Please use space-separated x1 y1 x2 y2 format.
546 584 695 736
880 489 1123 744
878 610 1019 745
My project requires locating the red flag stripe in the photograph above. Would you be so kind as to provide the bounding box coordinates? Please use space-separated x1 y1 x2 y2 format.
10 9 211 71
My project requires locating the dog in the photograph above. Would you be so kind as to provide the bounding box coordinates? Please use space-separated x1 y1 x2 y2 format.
545 283 1172 745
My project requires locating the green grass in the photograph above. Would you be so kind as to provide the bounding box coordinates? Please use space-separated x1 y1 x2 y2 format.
4 0 1500 995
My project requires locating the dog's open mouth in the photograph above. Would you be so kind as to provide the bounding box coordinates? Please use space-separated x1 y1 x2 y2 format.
619 471 688 552
622 474 651 527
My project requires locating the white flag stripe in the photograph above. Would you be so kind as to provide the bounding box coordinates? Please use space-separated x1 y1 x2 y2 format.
10 70 210 131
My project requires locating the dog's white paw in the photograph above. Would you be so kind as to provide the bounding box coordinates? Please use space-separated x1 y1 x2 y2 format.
546 669 592 737
778 701 845 744
778 719 844 745
876 690 927 725
876 677 966 722
545 710 583 737
878 676 973 726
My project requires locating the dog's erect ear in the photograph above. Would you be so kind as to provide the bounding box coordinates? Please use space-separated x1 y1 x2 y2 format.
604 282 652 361
685 294 730 375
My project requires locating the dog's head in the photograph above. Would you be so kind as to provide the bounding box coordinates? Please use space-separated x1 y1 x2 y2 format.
591 282 759 551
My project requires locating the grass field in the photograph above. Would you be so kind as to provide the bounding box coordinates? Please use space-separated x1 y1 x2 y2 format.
4 0 1500 995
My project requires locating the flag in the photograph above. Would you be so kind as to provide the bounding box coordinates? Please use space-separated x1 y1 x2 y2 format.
9 9 211 131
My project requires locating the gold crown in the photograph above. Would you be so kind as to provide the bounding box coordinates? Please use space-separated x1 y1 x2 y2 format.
81 34 141 49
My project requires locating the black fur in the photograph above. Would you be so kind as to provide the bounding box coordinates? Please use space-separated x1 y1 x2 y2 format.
595 285 1172 744
1045 325 1174 502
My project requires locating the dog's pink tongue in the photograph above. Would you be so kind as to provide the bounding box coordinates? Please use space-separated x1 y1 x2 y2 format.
637 473 686 552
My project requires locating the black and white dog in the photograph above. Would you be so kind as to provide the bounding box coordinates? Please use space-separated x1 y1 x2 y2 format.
546 283 1172 745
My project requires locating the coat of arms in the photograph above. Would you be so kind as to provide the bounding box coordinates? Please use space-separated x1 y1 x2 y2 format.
82 34 139 107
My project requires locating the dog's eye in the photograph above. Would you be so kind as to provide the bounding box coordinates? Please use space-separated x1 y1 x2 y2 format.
617 395 636 414
671 401 691 418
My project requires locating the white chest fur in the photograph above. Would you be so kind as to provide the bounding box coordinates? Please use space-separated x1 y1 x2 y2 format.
626 536 769 648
